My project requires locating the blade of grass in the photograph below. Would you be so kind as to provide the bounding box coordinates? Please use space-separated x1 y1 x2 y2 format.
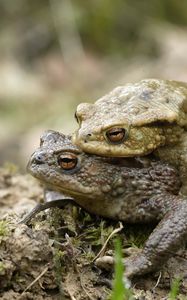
110 239 134 300
168 277 181 300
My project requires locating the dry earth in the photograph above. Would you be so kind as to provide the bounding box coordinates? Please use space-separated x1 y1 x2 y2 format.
0 167 187 300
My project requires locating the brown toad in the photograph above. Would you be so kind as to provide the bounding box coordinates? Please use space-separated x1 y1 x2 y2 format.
73 79 187 194
25 130 187 279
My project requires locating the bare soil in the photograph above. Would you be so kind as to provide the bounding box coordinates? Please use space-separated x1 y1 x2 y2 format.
0 167 187 300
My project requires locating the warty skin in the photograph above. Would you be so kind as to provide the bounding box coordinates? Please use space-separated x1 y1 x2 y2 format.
27 130 187 278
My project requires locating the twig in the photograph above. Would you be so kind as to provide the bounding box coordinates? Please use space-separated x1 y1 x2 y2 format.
66 287 77 300
153 271 162 290
79 269 95 300
93 222 124 262
19 264 49 298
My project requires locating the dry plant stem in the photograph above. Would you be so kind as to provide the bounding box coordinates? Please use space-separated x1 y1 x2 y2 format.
65 234 95 300
18 264 49 298
153 272 162 290
66 273 77 300
93 222 123 262
66 287 77 300
79 268 95 300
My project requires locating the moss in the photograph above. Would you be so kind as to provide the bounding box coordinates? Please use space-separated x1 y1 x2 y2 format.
0 262 5 274
53 249 65 297
0 221 9 237
123 223 154 248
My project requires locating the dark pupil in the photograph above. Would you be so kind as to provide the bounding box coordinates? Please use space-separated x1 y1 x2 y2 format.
58 154 78 170
61 158 75 164
110 130 121 136
106 128 127 144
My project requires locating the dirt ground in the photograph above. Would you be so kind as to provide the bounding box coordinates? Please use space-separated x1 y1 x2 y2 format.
0 166 187 300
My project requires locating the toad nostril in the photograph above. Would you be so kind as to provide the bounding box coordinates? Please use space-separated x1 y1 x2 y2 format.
33 152 46 164
86 133 92 140
84 133 92 143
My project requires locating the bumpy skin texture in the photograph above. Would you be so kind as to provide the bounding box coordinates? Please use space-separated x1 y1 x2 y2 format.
73 79 187 155
73 79 187 194
27 130 187 278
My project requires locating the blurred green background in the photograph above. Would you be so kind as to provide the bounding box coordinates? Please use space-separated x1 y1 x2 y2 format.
1 0 187 170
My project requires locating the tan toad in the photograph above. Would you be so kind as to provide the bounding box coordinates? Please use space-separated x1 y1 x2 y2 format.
73 79 187 194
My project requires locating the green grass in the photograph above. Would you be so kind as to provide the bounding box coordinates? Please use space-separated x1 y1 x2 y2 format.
168 277 181 300
110 239 134 300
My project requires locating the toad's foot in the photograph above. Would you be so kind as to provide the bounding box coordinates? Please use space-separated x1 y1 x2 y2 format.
96 198 187 278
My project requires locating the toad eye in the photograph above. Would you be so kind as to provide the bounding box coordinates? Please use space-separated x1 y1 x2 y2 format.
105 128 127 144
58 153 78 170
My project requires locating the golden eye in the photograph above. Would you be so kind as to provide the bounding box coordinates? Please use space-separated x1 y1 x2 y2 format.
106 128 127 144
58 153 78 170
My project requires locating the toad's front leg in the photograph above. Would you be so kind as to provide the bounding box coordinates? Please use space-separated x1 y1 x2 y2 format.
96 195 187 278
124 195 187 278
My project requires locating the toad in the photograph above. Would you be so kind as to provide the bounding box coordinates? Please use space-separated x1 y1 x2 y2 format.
73 79 187 194
25 130 187 278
